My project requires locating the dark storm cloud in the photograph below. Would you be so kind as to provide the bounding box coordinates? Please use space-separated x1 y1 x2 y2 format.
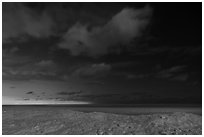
53 91 167 104
3 68 57 81
129 44 202 57
86 81 105 85
155 65 189 82
10 86 16 89
58 5 152 57
170 74 189 82
3 3 54 43
35 60 55 67
3 49 112 80
55 90 82 99
57 91 82 96
111 64 189 82
23 98 30 101
3 47 34 80
2 48 30 67
72 63 111 78
3 58 60 81
57 91 70 95
111 71 149 80
26 91 34 95
41 92 45 95
156 66 186 78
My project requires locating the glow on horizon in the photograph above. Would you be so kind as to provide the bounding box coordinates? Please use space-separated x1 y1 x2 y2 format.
3 96 91 105
3 80 93 105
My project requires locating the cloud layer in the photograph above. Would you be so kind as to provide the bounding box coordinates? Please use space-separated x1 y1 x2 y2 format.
58 6 152 57
3 3 54 43
72 63 111 78
3 57 59 81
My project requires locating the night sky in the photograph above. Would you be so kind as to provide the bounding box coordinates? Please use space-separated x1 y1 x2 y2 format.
2 2 202 105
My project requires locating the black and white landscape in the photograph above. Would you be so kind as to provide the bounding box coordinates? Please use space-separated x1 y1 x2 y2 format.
2 2 202 135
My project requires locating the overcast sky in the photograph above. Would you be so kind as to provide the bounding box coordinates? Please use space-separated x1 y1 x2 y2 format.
2 2 202 105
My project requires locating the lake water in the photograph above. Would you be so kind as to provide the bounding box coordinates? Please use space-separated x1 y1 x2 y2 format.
68 106 202 115
2 105 202 115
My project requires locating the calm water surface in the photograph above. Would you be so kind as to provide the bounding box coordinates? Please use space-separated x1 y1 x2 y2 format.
3 105 202 115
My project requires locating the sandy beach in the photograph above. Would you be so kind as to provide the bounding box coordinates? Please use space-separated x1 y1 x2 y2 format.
2 106 202 135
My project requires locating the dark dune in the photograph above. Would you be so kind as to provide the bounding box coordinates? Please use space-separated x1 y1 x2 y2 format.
2 106 202 135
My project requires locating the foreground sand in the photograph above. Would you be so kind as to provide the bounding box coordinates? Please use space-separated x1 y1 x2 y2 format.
2 106 202 135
